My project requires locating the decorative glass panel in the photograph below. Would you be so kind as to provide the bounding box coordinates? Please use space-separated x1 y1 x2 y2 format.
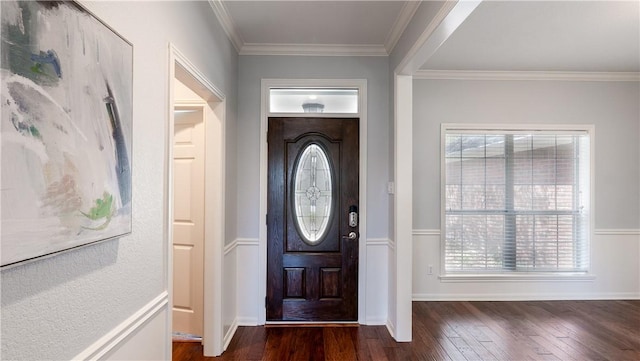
293 144 333 244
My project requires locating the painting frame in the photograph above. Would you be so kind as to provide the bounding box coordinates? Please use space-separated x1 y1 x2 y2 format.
1 0 133 268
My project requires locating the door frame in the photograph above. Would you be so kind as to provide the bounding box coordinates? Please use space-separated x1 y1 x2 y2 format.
259 79 367 324
166 44 226 356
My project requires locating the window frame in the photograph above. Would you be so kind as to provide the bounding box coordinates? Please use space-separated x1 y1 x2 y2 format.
439 123 596 281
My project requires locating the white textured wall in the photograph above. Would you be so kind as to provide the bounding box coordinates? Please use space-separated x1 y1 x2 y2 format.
412 79 640 299
1 2 238 360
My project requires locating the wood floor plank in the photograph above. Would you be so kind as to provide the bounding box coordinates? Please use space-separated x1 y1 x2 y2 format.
366 338 389 361
323 327 356 361
461 302 537 360
173 300 640 360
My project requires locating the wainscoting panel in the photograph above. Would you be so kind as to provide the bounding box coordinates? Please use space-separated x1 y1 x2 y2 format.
235 239 261 325
223 240 238 350
74 292 169 361
234 238 391 326
413 229 640 301
365 239 390 325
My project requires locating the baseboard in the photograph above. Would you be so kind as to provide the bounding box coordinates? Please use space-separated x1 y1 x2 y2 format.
223 317 238 351
237 317 260 326
385 319 396 339
412 292 640 301
73 291 169 360
365 316 387 325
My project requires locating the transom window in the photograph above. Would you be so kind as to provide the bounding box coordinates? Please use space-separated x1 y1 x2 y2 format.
442 125 591 274
269 88 358 114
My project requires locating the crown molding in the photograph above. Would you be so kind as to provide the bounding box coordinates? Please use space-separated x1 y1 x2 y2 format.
413 70 640 82
208 0 243 53
239 43 388 57
384 1 421 54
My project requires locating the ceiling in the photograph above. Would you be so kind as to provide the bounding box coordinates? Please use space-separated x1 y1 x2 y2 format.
215 1 640 73
421 1 640 72
219 1 419 55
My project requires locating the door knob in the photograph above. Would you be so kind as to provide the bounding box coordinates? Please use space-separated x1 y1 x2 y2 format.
343 232 357 240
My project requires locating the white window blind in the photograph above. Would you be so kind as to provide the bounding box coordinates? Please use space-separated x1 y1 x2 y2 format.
443 127 591 273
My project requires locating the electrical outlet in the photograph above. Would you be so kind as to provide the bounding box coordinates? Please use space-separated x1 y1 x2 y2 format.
428 265 433 275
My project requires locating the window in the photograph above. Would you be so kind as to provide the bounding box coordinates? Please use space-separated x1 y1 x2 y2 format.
442 125 591 274
269 88 358 114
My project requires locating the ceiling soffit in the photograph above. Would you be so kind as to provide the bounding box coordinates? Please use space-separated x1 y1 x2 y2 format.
208 0 419 56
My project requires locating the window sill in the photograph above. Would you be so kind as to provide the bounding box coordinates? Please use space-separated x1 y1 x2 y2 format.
439 273 596 282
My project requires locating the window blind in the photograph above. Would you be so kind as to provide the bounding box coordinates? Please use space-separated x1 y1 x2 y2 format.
443 129 590 273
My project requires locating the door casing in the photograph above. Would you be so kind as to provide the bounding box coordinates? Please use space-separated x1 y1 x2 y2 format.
259 79 368 324
167 44 226 356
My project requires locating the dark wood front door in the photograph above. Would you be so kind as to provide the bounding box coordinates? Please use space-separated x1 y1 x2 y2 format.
267 117 359 321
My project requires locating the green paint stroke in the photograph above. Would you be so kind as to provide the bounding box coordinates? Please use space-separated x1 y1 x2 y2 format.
81 192 115 230
28 125 41 139
30 63 44 74
10 114 42 141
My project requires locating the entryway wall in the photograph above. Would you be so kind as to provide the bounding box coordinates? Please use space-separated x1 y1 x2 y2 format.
234 55 391 326
0 2 240 360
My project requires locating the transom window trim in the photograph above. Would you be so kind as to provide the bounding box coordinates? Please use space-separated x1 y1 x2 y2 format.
440 124 594 276
268 86 361 116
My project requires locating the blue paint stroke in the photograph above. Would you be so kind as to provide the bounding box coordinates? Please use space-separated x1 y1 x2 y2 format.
30 50 62 78
104 83 131 207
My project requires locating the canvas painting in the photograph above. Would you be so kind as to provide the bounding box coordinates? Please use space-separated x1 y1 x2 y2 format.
1 1 133 267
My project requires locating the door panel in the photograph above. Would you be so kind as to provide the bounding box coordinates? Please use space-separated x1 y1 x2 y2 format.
172 108 205 336
267 117 359 321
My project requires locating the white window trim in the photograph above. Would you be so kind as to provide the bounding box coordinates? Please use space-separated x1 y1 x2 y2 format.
439 123 596 280
439 273 597 282
259 78 368 323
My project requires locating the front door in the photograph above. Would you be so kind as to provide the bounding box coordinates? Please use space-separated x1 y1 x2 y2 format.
267 117 359 321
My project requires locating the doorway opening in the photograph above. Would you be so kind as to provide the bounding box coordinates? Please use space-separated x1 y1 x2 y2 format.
259 79 368 324
167 44 226 356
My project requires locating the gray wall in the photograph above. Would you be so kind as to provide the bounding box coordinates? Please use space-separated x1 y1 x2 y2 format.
1 1 238 359
237 55 390 239
413 79 640 229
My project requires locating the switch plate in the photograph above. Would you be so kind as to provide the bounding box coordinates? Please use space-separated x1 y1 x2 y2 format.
387 182 395 194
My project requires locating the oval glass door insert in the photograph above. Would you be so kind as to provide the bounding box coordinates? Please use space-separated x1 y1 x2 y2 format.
293 143 333 244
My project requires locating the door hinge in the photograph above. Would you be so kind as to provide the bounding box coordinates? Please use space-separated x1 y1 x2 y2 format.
266 213 268 225
265 296 267 308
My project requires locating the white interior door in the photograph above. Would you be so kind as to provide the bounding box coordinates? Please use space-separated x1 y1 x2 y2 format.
172 106 205 336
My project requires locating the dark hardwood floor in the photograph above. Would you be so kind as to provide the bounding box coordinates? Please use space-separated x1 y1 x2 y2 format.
173 300 640 360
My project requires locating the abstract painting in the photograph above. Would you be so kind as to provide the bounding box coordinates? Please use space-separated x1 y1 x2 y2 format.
1 1 132 267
